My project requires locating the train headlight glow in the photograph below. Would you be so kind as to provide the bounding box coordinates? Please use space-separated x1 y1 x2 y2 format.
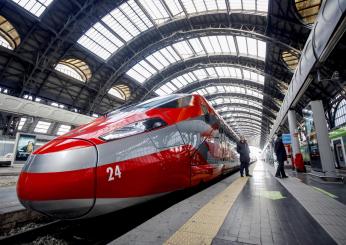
100 118 167 141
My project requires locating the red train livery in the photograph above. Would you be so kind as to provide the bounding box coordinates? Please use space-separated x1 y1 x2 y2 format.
17 94 240 219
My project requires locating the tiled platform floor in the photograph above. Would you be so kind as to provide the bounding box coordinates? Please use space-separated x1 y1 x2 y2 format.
111 161 345 244
213 162 336 245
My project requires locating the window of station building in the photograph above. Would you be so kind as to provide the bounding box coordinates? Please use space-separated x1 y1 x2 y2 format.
335 99 346 127
23 94 33 100
281 51 299 71
51 102 65 108
17 117 26 130
9 0 54 17
78 0 268 60
108 84 131 101
294 0 322 25
0 16 20 50
34 121 51 134
56 125 71 136
0 87 8 94
55 59 91 82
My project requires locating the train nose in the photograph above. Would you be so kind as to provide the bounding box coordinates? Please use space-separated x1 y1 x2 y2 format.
17 138 97 219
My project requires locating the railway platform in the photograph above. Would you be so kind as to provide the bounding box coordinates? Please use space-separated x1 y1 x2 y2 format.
111 161 346 245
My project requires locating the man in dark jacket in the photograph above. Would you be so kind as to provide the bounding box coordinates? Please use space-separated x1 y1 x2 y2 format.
274 131 288 178
237 136 252 177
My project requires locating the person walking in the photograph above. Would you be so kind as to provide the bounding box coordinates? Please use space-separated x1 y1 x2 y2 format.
237 136 252 177
274 131 288 178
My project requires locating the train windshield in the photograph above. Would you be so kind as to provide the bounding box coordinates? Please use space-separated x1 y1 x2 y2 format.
107 94 186 116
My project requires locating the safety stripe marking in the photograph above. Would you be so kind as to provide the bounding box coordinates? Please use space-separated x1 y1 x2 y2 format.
312 186 338 199
164 177 248 245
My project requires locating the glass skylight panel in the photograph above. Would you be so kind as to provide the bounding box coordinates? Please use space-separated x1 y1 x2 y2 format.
18 117 26 130
57 125 71 136
200 36 214 53
188 38 206 55
77 35 111 60
173 40 194 59
209 36 222 53
206 86 217 94
236 36 247 55
258 40 267 58
108 88 125 100
155 88 167 96
78 0 153 60
257 0 269 12
78 23 122 60
166 82 177 91
229 0 242 10
140 0 170 24
162 0 184 17
0 36 12 49
55 64 84 82
34 121 51 134
126 60 155 83
193 69 208 80
11 0 53 17
160 47 180 63
161 84 174 94
242 0 256 11
247 37 257 56
183 73 195 83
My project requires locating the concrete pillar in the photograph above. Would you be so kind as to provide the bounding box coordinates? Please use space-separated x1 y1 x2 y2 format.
310 100 336 175
288 110 300 158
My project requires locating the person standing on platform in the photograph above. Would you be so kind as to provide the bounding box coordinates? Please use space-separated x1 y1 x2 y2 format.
237 136 252 177
274 131 288 178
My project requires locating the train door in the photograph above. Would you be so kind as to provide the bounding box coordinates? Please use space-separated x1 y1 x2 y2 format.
333 138 346 168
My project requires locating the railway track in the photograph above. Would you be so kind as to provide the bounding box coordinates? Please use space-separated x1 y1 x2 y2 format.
0 170 240 244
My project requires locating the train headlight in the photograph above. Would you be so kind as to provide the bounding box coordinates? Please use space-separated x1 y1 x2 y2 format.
100 118 167 141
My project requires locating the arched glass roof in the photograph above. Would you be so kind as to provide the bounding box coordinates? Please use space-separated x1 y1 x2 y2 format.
0 16 20 50
154 66 264 96
77 0 268 60
9 0 53 17
126 35 266 83
54 59 92 82
108 84 131 101
295 0 321 25
193 85 263 99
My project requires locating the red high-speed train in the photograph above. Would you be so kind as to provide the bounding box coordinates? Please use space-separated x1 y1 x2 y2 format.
17 94 240 219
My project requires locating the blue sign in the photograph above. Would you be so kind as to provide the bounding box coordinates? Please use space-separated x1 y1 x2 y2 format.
282 134 291 144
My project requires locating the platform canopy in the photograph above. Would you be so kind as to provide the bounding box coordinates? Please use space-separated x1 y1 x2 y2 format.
1 0 332 146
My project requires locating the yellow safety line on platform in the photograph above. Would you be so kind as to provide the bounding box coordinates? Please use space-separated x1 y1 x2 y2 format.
164 177 248 245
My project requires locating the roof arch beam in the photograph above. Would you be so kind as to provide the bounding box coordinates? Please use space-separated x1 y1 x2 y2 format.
215 103 275 120
224 116 265 125
214 103 276 120
221 111 263 121
206 93 280 112
138 58 286 100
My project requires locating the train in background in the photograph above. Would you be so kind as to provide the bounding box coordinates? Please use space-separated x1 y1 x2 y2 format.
17 94 245 219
